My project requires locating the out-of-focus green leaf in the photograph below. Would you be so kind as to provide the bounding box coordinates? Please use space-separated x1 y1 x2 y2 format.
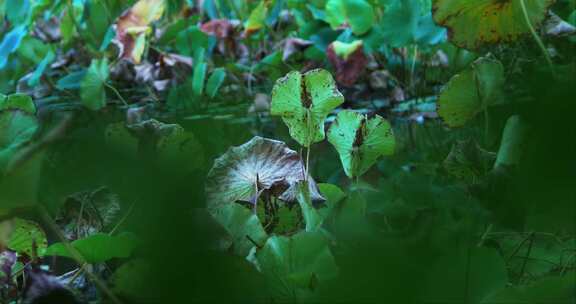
193 62 207 96
176 26 209 57
244 1 268 36
5 0 31 25
45 232 139 264
379 0 446 47
257 231 338 294
56 70 87 91
482 272 575 303
0 25 27 69
81 58 109 111
296 182 323 232
206 68 226 98
325 0 375 36
0 93 35 114
27 50 55 87
422 247 508 303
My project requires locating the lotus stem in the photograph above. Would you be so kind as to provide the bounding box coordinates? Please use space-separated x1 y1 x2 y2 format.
519 0 555 75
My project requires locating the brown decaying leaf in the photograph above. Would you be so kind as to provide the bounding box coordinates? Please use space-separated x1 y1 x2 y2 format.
281 38 313 62
114 0 165 63
327 42 368 87
206 137 324 215
201 19 245 58
201 19 240 39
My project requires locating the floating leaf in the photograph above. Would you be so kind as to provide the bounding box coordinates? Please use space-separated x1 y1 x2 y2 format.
45 232 138 264
115 0 165 63
80 58 109 111
327 110 395 178
270 69 344 147
256 232 339 293
432 0 554 50
8 218 47 257
437 56 504 127
325 0 375 35
206 136 324 217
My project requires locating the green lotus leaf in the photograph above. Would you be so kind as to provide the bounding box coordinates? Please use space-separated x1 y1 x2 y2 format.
45 232 138 263
8 218 47 257
0 93 36 114
325 0 375 35
206 136 324 217
295 181 322 232
327 110 395 178
432 0 554 50
218 203 268 256
437 56 505 127
271 69 344 147
256 231 339 293
81 58 109 111
156 124 204 173
0 109 39 176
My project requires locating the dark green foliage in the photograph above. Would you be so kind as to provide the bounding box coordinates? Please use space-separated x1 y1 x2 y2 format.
0 0 575 303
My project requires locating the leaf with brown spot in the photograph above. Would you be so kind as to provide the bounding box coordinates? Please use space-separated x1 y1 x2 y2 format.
270 69 344 147
433 0 554 50
327 110 395 178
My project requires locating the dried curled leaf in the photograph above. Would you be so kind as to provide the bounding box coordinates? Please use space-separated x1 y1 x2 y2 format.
115 0 165 63
206 136 324 217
